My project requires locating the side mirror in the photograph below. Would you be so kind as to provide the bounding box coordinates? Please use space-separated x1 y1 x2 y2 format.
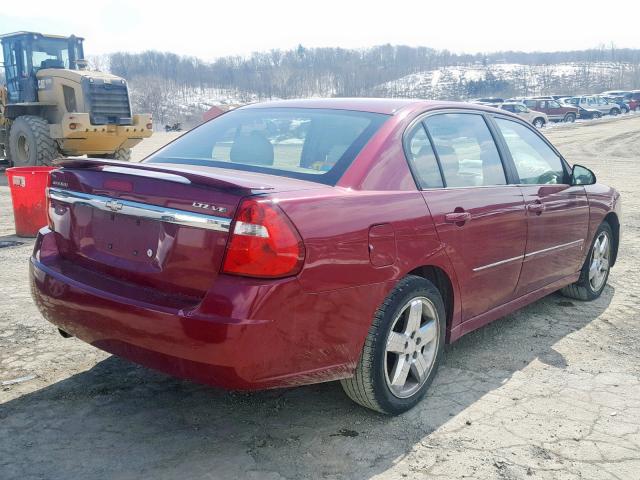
571 164 596 186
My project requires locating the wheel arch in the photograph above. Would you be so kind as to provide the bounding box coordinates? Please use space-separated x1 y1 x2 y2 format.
603 212 620 266
406 265 455 343
5 104 56 121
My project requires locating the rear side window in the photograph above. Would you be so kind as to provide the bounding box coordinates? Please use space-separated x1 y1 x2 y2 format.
405 124 444 189
424 113 506 187
146 108 388 185
495 118 565 185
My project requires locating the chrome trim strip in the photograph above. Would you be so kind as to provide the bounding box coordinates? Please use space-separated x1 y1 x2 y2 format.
473 239 584 272
101 166 192 184
47 188 231 233
473 255 524 272
524 239 583 258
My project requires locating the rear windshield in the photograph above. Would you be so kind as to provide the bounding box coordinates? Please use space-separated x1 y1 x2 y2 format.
145 107 389 185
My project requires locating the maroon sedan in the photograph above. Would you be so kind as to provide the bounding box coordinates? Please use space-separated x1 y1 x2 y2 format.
31 99 621 414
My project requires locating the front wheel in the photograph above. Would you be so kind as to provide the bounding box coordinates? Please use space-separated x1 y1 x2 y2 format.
340 275 446 414
7 116 58 166
532 118 545 128
561 223 613 301
610 108 620 116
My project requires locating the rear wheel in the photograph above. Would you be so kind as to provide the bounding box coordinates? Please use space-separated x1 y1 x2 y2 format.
561 223 613 301
621 106 629 114
8 116 58 166
609 108 620 116
533 118 545 128
564 113 576 123
593 112 603 119
95 148 132 161
340 275 446 414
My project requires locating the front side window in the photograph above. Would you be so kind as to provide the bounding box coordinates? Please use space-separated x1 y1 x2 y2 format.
424 113 506 187
146 108 388 185
30 38 70 70
404 124 444 189
495 117 565 185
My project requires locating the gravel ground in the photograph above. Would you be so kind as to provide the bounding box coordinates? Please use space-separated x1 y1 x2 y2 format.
0 117 639 480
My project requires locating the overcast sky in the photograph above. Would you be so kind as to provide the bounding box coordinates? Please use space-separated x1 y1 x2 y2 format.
2 0 639 60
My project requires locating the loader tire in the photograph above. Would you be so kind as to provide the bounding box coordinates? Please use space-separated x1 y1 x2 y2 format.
95 148 132 162
8 116 58 166
3 126 11 162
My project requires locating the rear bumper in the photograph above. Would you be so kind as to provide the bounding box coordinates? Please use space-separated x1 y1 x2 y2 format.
30 228 377 390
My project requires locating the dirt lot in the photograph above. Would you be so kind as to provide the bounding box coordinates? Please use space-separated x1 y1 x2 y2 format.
1 117 639 480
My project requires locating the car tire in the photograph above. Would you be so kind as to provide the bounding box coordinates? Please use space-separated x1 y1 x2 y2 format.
340 275 446 415
593 112 603 119
564 113 576 123
94 148 132 161
533 118 545 128
609 108 620 116
561 222 613 301
621 106 629 114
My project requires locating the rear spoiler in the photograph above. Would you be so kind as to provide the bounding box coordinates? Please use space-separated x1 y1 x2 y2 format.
54 158 275 192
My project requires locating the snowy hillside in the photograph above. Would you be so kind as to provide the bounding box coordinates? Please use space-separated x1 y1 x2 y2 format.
124 61 640 127
371 62 640 99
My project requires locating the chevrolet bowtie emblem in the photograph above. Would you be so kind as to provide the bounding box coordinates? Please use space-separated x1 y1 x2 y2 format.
105 199 124 212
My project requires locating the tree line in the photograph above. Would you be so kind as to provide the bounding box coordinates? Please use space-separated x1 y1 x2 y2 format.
108 43 640 100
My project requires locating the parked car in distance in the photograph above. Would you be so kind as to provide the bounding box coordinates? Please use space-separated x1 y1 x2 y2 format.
567 95 621 117
601 90 631 97
31 98 621 415
601 91 640 110
500 102 548 127
521 98 580 123
603 96 630 114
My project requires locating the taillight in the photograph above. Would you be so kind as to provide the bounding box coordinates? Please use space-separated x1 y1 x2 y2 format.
222 198 305 278
46 173 54 230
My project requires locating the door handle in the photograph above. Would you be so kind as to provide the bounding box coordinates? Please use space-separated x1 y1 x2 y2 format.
445 211 471 225
527 202 546 214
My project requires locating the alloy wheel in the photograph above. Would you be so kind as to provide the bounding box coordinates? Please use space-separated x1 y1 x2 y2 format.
589 231 611 292
384 297 439 398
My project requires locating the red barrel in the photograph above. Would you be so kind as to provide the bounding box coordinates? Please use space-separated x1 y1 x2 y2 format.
5 166 56 237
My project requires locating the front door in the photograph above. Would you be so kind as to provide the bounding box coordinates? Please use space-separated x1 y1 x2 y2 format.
409 112 527 321
493 117 590 296
544 100 565 121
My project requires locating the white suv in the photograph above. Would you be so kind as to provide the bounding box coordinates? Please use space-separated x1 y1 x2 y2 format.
567 96 621 118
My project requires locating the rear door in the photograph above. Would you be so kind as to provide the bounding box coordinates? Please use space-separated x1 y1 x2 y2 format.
407 112 527 321
492 116 590 296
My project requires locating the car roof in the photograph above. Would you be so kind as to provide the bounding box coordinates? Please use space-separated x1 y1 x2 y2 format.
241 97 507 116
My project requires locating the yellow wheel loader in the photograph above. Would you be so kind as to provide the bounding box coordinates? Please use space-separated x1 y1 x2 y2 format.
0 32 152 166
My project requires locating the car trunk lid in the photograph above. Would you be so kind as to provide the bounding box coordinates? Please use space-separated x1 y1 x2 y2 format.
47 158 322 300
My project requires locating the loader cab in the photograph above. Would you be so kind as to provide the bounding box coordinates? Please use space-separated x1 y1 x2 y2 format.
1 32 85 104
